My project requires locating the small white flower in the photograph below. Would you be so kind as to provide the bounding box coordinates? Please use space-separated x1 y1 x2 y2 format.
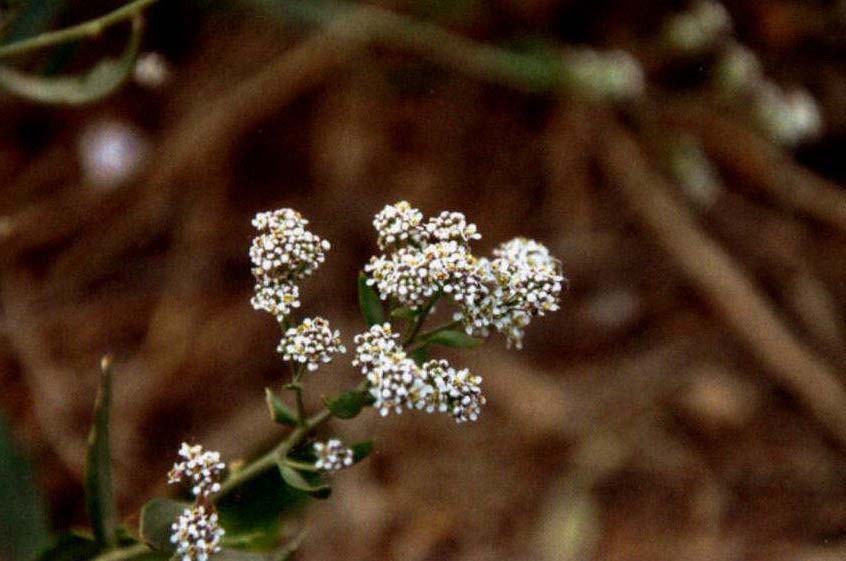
365 247 437 308
352 323 402 373
278 317 346 372
170 505 224 561
754 84 822 146
313 439 354 472
366 351 424 416
133 51 171 89
421 359 485 423
664 0 732 53
250 278 300 319
424 211 480 245
373 201 425 250
167 443 226 498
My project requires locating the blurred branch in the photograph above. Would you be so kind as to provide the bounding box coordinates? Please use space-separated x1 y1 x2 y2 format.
599 115 846 448
257 0 623 96
660 100 846 235
0 0 158 58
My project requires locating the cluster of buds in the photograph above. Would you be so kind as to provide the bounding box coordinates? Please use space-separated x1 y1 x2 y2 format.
167 443 226 498
313 439 354 472
168 444 227 561
170 505 224 561
352 324 485 422
249 209 331 321
277 317 346 372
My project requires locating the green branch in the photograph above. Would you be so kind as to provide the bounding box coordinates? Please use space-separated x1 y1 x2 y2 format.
0 0 159 58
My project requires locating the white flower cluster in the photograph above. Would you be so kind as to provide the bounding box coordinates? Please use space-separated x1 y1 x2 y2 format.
171 505 224 561
352 324 485 422
313 439 354 472
250 209 330 321
167 443 226 498
664 1 731 53
366 202 481 308
373 200 424 250
458 238 565 349
366 203 564 349
277 317 346 372
566 48 645 100
753 84 822 146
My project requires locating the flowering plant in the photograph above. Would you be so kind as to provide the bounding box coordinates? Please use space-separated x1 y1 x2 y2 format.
36 202 565 561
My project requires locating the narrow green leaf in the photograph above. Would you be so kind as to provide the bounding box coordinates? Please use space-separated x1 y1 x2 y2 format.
357 271 385 327
0 15 142 105
85 356 118 547
276 463 331 499
389 306 418 320
33 533 100 561
325 390 374 420
421 329 482 349
0 414 51 561
139 498 189 552
265 389 297 427
351 441 373 463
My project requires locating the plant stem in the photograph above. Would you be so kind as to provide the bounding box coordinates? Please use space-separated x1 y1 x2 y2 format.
407 319 462 352
403 294 439 346
0 0 159 58
215 407 331 500
90 543 151 561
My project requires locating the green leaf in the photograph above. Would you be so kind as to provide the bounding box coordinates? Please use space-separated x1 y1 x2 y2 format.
276 463 331 499
0 414 51 561
0 15 142 105
216 468 305 550
139 498 189 552
85 356 118 547
33 533 100 561
351 441 373 463
420 329 482 349
389 306 418 320
265 389 298 427
357 271 385 327
325 390 374 420
216 549 271 561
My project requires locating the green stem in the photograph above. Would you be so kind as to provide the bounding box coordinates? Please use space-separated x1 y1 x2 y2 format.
0 0 159 58
216 407 331 500
90 543 151 561
282 459 318 472
403 294 440 346
407 319 462 352
262 0 574 94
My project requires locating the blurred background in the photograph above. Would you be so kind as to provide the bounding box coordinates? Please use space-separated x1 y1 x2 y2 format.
2 0 846 560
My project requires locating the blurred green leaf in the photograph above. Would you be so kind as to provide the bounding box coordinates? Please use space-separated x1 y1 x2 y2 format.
0 415 51 561
0 1 66 45
0 15 142 104
85 357 118 548
265 389 297 427
389 306 419 320
325 390 373 420
217 467 305 549
351 441 373 463
419 329 481 349
358 271 385 327
33 533 99 561
276 463 330 499
139 498 188 552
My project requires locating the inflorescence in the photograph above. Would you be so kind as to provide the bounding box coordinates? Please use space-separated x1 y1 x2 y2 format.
313 439 354 472
278 317 346 372
168 443 226 561
250 209 330 321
